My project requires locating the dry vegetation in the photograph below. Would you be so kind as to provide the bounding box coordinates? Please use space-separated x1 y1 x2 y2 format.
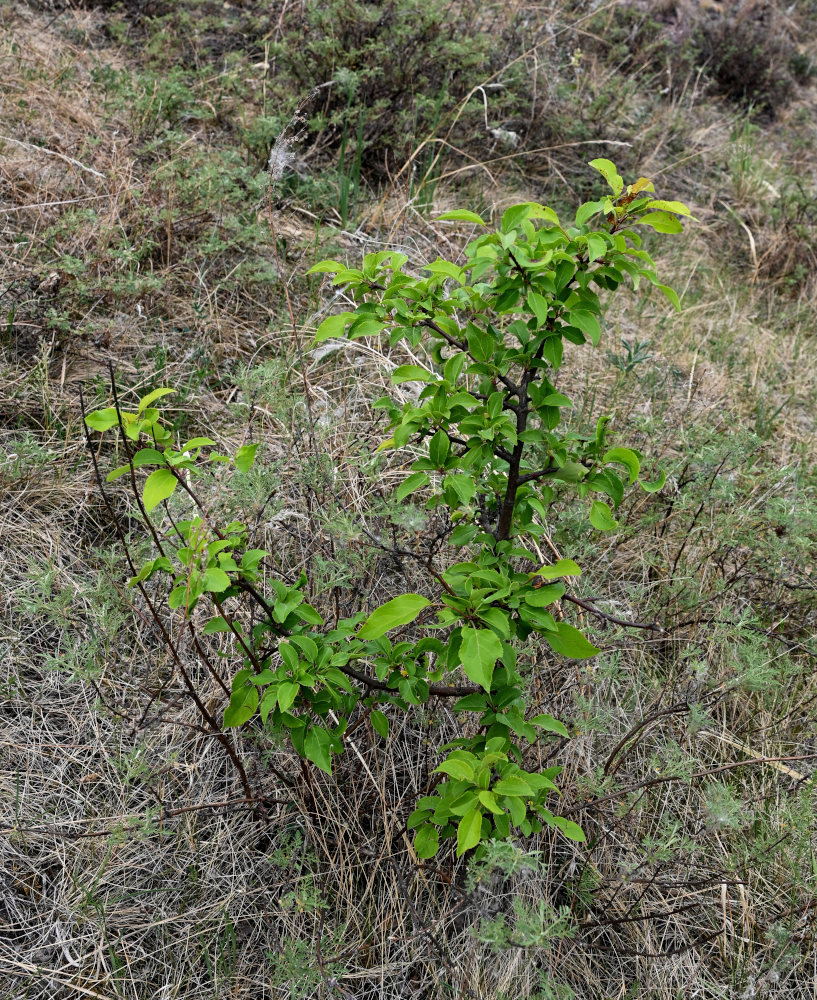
2 0 817 997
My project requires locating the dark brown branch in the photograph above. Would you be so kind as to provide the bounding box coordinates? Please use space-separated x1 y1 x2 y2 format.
339 661 478 698
81 381 254 801
562 592 661 631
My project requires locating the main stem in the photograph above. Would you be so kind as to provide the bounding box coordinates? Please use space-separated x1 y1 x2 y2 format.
495 371 533 541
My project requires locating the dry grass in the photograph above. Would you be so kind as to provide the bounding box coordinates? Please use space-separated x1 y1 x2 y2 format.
2 0 817 997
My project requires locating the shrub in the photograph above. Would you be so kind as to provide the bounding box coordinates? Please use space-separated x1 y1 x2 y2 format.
84 159 691 861
691 1 794 113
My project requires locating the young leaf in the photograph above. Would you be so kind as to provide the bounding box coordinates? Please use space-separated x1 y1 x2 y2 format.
434 758 475 781
635 211 683 234
314 311 355 342
552 816 587 842
304 727 333 774
306 259 344 274
602 447 640 483
414 823 440 859
143 469 177 513
493 775 534 797
530 714 569 737
589 500 617 531
644 199 695 218
639 468 666 493
138 387 174 414
460 626 502 693
392 365 437 384
202 567 231 592
357 594 431 639
85 408 121 432
235 443 259 473
370 710 389 738
277 681 300 714
436 209 487 226
534 559 582 580
544 622 600 659
456 807 483 856
589 158 624 196
396 472 429 502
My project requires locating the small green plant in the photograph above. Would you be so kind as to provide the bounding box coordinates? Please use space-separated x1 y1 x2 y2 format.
607 335 653 374
84 160 691 861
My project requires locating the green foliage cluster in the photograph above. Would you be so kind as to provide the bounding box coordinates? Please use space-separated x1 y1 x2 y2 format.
85 161 691 861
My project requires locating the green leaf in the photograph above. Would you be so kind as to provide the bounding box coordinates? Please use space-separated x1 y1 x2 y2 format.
434 758 475 781
504 793 526 827
428 429 450 468
133 448 165 468
143 469 177 513
414 823 440 859
306 259 344 274
450 524 478 546
602 447 640 484
530 714 569 737
552 816 586 842
644 199 695 218
575 199 606 228
544 622 600 659
523 583 564 607
493 775 534 797
223 686 258 728
235 443 259 473
589 500 618 531
654 283 681 311
304 726 333 774
424 259 465 284
370 710 389 738
586 233 607 262
534 559 582 580
84 408 121 432
128 558 161 586
526 291 549 326
138 387 174 414
436 209 487 226
501 203 533 232
456 807 483 856
589 158 624 196
202 616 231 634
314 311 355 342
539 392 572 407
277 681 300 713
568 309 601 346
396 472 429 502
478 790 504 815
635 211 683 234
357 594 431 639
444 474 476 505
460 626 502 693
297 603 324 625
348 315 385 339
453 693 488 712
202 567 231 592
639 468 666 493
392 365 437 384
